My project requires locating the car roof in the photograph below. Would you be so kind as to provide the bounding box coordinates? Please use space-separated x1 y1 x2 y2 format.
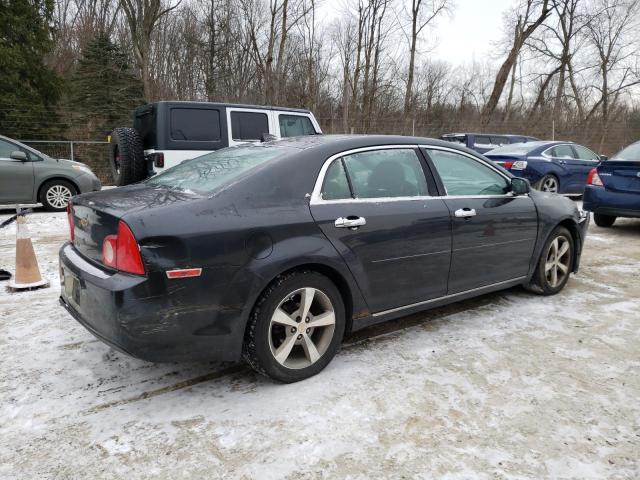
143 101 312 114
262 134 465 153
441 133 537 138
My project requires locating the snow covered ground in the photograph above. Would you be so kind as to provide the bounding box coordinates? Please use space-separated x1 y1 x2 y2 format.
0 207 639 479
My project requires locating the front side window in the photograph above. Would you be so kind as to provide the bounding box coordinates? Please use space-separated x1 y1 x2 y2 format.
146 145 293 193
548 145 575 159
279 115 316 137
320 148 429 200
573 145 599 161
170 108 221 141
230 111 269 141
426 149 509 196
0 139 17 159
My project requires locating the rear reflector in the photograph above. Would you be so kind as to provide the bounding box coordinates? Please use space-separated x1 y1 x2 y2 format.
166 268 202 279
151 152 164 168
66 203 74 242
587 168 604 186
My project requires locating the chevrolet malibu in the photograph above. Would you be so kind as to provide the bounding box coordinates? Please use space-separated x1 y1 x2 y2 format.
59 135 589 382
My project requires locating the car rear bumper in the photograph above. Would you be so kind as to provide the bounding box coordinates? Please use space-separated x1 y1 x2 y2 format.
583 185 640 217
58 242 245 362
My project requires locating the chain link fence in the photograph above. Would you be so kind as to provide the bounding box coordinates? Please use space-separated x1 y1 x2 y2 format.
19 140 112 184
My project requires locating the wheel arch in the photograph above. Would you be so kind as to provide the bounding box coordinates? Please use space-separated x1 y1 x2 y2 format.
557 218 582 273
246 261 359 341
37 176 80 202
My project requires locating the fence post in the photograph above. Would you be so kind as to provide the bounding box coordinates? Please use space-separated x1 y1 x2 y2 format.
70 141 74 161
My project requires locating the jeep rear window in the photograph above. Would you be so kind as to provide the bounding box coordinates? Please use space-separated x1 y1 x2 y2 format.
145 145 293 193
170 108 221 141
231 111 269 141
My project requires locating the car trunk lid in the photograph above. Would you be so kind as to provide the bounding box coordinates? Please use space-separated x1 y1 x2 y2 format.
69 184 200 264
598 160 640 194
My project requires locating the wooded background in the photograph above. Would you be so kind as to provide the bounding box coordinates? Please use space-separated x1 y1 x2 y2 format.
2 0 640 177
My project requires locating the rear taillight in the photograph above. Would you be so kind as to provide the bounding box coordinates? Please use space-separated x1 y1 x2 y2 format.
150 152 164 168
67 203 74 242
503 161 514 168
587 168 604 186
101 221 146 275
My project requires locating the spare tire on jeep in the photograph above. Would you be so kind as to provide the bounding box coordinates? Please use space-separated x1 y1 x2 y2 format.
109 127 146 186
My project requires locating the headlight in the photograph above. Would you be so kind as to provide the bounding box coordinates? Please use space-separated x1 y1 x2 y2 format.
512 160 528 170
72 164 94 175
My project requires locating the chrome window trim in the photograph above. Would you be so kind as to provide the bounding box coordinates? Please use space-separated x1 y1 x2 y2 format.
372 276 528 317
309 144 528 205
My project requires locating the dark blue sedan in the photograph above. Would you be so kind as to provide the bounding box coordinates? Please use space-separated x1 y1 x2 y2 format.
485 141 603 195
583 141 640 227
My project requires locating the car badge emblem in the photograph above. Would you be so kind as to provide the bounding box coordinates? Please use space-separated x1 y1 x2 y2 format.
79 218 89 229
637 172 640 178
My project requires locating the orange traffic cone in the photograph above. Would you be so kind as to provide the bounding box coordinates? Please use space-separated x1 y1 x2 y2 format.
7 213 49 292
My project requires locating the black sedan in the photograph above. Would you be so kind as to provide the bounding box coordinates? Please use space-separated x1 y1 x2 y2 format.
59 135 589 382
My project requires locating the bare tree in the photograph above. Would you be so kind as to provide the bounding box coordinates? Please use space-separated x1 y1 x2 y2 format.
481 0 552 123
120 0 182 101
403 0 449 114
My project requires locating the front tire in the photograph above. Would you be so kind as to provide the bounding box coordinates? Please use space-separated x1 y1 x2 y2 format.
243 271 346 383
40 179 77 211
526 226 574 295
535 174 560 193
594 213 616 227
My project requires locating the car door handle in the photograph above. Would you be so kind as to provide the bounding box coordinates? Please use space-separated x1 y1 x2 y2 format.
335 216 366 228
454 208 476 218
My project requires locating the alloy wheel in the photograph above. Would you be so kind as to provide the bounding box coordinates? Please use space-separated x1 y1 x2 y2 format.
268 287 336 369
541 176 558 193
46 185 73 209
545 236 571 288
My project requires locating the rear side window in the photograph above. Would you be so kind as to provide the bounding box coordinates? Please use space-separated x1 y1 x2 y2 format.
279 115 316 137
548 145 575 158
231 111 269 141
322 160 352 200
342 149 429 198
170 108 221 141
475 136 491 145
146 145 293 193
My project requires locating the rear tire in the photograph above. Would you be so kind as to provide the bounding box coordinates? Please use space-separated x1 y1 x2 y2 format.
526 226 574 296
109 127 146 186
243 270 345 383
39 179 77 211
535 174 560 193
594 213 616 227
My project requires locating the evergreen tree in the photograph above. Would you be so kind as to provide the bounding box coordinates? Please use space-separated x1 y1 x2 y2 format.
69 33 144 139
0 0 62 138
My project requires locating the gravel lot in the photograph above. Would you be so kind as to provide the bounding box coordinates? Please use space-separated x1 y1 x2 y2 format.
1 207 639 479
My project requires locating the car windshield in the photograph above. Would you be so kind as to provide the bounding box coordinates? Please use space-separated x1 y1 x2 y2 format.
485 143 535 156
146 145 294 193
611 142 640 161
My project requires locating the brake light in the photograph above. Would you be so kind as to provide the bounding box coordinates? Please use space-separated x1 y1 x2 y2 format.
587 168 604 186
101 221 146 275
151 152 164 168
503 161 514 168
66 203 74 242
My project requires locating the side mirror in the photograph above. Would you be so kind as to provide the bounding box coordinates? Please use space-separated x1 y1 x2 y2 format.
10 151 27 161
599 154 608 161
511 177 530 195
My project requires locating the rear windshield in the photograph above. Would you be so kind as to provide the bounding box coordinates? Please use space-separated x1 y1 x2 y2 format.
146 145 293 193
485 143 534 156
612 142 640 161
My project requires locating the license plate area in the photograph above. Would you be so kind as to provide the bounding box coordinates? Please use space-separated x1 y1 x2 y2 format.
63 268 81 308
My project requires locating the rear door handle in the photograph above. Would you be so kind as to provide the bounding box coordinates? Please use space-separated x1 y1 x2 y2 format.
335 216 366 228
454 208 476 218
